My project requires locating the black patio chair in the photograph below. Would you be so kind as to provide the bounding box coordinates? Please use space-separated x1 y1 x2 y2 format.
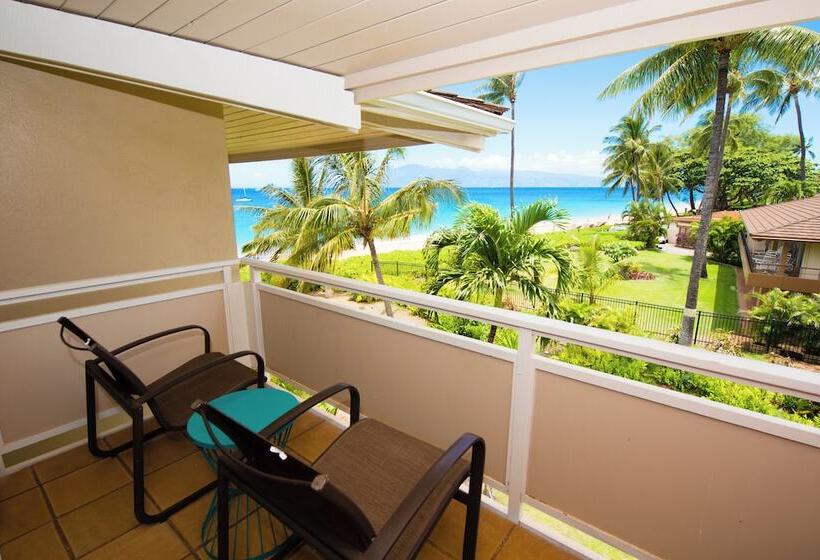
193 383 485 560
57 316 265 523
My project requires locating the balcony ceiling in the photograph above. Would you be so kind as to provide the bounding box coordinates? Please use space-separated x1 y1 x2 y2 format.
18 0 820 101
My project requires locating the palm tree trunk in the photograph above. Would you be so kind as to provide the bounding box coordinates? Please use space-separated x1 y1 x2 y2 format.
666 192 680 216
794 94 806 181
367 238 394 317
688 187 696 213
679 47 731 346
712 95 733 212
487 288 504 343
509 102 516 216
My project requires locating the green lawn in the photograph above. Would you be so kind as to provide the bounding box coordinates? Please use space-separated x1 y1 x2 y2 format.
333 247 739 316
603 251 739 315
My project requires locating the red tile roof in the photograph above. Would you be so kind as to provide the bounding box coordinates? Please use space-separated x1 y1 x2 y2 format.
427 90 510 115
740 195 820 242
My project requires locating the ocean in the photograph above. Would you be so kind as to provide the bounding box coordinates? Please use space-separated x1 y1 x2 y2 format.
231 186 658 251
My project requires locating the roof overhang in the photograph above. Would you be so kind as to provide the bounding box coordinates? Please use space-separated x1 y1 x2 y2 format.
11 0 820 104
226 91 514 163
0 0 360 129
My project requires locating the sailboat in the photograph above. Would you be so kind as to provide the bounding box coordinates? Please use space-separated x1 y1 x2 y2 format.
236 187 252 203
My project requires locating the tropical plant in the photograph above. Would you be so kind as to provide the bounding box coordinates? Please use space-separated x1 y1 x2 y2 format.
750 289 820 326
575 236 620 304
622 200 670 249
744 66 820 180
642 142 683 213
690 216 745 266
599 25 820 345
476 73 524 214
602 115 658 200
601 241 638 262
424 201 573 343
292 149 463 317
242 157 326 260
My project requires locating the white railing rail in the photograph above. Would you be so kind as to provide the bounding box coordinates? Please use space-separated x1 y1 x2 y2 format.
0 259 238 306
242 258 820 533
241 259 820 402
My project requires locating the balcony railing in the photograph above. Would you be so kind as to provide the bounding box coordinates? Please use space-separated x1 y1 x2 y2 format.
242 257 820 560
1 257 819 559
740 234 820 279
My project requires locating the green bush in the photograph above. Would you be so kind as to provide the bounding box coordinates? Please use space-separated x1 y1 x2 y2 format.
690 217 745 266
549 300 820 428
621 200 671 249
601 241 639 262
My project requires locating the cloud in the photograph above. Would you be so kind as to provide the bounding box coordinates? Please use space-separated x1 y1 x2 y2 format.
402 149 605 176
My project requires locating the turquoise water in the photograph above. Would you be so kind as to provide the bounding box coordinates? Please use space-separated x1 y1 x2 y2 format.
232 186 639 251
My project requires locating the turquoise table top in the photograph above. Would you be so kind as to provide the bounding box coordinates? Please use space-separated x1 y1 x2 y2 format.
186 388 299 450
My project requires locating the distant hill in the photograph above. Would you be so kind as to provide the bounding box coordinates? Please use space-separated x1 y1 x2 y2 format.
388 164 601 188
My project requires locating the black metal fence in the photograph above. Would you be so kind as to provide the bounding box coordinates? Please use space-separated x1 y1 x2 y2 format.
374 260 820 364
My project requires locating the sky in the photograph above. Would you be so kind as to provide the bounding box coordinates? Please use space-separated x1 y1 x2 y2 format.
229 20 820 187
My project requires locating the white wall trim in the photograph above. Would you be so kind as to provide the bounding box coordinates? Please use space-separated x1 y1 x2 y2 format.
0 406 121 455
0 284 225 334
0 259 237 306
255 282 517 363
0 0 360 129
532 355 820 449
242 260 820 402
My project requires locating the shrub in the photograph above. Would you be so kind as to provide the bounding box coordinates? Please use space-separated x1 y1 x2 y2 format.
703 329 742 356
617 261 656 280
601 241 639 262
690 217 745 266
621 200 670 249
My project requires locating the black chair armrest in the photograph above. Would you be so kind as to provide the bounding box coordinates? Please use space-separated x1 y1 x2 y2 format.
95 325 211 363
366 433 485 558
136 350 265 404
259 383 360 440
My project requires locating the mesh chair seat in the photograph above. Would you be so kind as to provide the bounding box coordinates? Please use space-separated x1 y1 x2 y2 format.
312 419 469 559
149 352 259 430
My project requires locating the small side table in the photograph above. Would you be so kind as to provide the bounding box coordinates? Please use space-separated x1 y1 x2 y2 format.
186 387 299 560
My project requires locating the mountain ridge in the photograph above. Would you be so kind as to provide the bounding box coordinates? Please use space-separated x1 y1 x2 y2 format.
387 164 602 188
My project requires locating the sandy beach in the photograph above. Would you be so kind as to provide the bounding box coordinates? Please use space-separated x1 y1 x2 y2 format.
340 214 623 257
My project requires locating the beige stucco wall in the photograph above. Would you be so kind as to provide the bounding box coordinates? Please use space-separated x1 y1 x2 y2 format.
528 371 820 560
0 291 229 446
0 58 236 291
259 291 513 482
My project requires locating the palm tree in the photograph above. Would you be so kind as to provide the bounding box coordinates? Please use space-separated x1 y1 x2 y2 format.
575 235 619 305
599 26 820 345
744 66 820 181
642 143 683 215
476 73 523 215
292 149 463 317
424 201 573 343
602 115 658 200
242 157 326 262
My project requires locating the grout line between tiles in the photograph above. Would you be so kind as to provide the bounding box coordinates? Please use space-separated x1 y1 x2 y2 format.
32 470 76 560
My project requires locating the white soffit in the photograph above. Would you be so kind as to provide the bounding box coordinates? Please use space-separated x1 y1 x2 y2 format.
226 92 514 163
0 0 360 129
12 0 820 103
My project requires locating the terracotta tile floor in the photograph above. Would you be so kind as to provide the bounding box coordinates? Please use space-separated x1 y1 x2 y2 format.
0 415 575 559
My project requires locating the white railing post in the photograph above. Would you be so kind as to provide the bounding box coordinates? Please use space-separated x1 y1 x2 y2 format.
505 328 537 523
249 266 266 361
221 266 236 353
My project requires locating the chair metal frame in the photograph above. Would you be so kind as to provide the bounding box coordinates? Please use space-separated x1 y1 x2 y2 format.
196 383 486 560
59 317 266 523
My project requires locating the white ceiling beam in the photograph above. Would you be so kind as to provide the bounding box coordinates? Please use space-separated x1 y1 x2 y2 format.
348 0 820 102
0 0 360 129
